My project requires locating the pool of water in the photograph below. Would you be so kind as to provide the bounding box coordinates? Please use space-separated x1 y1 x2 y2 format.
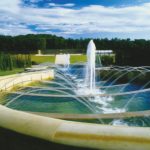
3 65 150 126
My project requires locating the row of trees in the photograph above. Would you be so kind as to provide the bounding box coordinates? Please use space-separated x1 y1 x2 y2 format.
0 34 150 66
0 35 46 54
0 53 31 71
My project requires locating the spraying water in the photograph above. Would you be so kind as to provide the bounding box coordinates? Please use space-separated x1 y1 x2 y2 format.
85 40 96 93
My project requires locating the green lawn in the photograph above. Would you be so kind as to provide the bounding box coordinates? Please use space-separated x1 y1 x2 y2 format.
70 55 87 63
31 55 55 64
31 55 87 64
0 68 24 76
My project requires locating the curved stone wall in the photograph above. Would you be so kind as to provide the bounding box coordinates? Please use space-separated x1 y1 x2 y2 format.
0 70 54 91
0 105 150 150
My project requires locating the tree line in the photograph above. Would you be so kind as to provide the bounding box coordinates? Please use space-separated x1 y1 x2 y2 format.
0 34 150 66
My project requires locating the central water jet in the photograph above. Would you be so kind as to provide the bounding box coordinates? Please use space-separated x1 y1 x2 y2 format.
86 40 96 93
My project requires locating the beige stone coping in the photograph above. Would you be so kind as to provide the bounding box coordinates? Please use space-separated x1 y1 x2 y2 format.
0 105 150 150
0 70 54 91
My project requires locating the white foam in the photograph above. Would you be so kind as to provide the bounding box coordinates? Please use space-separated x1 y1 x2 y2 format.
111 119 128 126
100 107 126 114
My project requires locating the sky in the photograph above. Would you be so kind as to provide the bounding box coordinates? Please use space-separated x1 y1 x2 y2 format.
0 0 150 39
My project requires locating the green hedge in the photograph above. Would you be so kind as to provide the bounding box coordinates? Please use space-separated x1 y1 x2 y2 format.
0 53 31 71
99 69 150 86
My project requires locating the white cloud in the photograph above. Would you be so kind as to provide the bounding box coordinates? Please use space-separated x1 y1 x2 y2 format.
1 1 150 38
48 3 75 7
0 0 21 13
0 22 35 35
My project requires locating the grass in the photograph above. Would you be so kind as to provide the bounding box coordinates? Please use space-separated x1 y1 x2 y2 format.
0 68 24 76
31 55 87 64
70 55 87 63
31 55 55 63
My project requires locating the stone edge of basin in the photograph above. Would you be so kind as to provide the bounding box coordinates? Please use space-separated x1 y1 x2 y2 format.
0 70 54 91
0 70 150 150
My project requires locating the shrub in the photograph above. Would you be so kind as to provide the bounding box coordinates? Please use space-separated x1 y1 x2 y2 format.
0 53 31 71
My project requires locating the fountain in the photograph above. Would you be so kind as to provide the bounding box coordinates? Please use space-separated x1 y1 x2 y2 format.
85 40 96 93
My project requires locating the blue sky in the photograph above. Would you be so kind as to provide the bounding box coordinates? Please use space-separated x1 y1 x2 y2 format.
23 0 150 7
0 0 150 39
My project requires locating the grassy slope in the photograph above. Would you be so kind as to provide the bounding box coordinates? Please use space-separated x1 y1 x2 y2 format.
31 55 87 64
31 55 55 63
70 55 87 63
0 68 24 76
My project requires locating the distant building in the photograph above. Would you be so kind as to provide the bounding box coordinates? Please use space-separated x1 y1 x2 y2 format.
96 50 115 63
96 50 113 55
